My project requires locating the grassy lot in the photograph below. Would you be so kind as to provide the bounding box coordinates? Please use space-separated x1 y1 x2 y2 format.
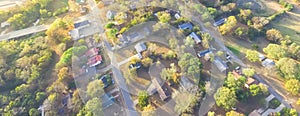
254 0 278 16
226 45 241 56
48 0 68 12
271 13 300 45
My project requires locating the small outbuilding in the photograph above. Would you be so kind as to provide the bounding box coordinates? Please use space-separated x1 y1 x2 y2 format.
135 42 147 53
188 32 202 44
178 22 193 30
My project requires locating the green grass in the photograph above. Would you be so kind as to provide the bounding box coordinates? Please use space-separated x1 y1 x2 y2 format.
226 45 241 56
272 21 300 45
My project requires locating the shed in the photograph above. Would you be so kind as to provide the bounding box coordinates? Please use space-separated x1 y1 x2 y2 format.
197 49 211 57
213 57 228 72
135 42 147 53
178 22 193 30
262 59 275 68
213 18 226 26
74 20 90 29
188 32 202 44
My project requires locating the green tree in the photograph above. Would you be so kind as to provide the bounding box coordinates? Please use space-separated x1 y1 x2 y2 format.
141 57 153 67
169 38 178 50
207 111 215 116
219 16 237 35
285 79 300 95
178 53 202 81
263 44 287 60
85 98 103 116
185 36 195 48
29 108 39 116
138 91 149 109
258 83 269 95
276 58 300 79
245 50 259 62
214 87 237 111
242 68 255 77
249 84 261 96
157 12 171 23
87 80 104 98
46 18 74 43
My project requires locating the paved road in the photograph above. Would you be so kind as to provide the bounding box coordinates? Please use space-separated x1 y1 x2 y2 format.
0 25 50 41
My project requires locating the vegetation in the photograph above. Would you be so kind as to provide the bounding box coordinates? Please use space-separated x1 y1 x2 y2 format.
219 16 237 35
138 91 149 110
214 87 237 111
226 110 244 116
285 79 300 95
46 18 74 44
178 53 202 81
245 50 259 62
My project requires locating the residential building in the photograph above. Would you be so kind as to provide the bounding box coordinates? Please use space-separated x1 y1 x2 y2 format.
135 42 147 53
262 59 275 68
178 22 193 30
213 57 228 72
87 55 102 67
188 32 202 44
85 48 99 57
197 49 212 57
213 18 226 26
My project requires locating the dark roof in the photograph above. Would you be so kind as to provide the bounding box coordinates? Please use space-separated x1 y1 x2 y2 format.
178 22 193 30
101 94 114 109
100 75 109 88
214 18 226 26
189 32 202 43
74 20 90 28
198 49 211 57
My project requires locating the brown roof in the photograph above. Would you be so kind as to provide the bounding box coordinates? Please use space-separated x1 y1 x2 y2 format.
246 77 256 85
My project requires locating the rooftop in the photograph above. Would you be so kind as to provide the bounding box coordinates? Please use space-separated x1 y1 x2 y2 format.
87 55 102 67
134 42 147 53
74 20 90 29
189 32 202 44
213 57 228 72
178 22 193 30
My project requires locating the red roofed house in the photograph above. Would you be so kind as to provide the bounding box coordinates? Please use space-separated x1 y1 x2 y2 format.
87 55 102 67
85 48 99 57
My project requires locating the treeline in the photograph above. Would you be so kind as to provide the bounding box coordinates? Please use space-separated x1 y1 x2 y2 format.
0 36 53 115
1 0 68 30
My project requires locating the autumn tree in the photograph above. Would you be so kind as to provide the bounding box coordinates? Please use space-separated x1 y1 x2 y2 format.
141 57 153 67
219 16 237 35
246 50 259 62
266 29 284 43
285 79 300 95
214 87 237 110
46 17 74 44
263 44 287 60
226 110 244 116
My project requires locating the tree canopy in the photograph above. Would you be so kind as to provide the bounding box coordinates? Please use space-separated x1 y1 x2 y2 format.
263 44 287 60
214 87 237 110
285 79 300 95
245 50 259 62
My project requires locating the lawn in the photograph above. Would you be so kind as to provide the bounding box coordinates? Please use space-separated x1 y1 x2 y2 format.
226 45 241 56
48 0 68 12
271 17 300 45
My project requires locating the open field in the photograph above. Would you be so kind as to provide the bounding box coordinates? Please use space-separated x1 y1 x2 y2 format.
271 7 300 45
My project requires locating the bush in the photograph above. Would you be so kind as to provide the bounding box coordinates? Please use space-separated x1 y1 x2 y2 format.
105 22 115 29
269 98 281 109
53 7 68 16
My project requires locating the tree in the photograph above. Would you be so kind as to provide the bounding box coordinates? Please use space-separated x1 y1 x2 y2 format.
266 29 284 43
280 108 298 116
70 89 84 113
141 57 153 67
251 17 269 30
226 110 244 116
201 33 213 49
214 87 237 111
246 50 259 62
258 83 268 95
276 58 300 79
169 38 178 50
142 105 155 116
297 98 300 105
46 18 74 43
185 36 195 48
138 91 149 109
263 44 287 60
178 53 202 81
285 79 300 95
85 98 103 116
29 108 39 116
174 87 201 114
161 63 178 83
225 73 246 92
242 68 255 77
87 80 104 98
157 11 171 23
207 111 215 116
249 84 261 96
238 9 252 21
219 16 237 35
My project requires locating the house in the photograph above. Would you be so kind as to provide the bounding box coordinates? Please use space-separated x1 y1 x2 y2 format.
178 22 193 30
213 18 226 26
213 57 228 72
197 49 212 57
74 20 90 29
87 55 102 67
188 32 202 44
262 59 275 68
152 78 170 101
106 10 116 20
135 42 147 53
85 48 99 57
101 94 115 109
245 77 257 88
